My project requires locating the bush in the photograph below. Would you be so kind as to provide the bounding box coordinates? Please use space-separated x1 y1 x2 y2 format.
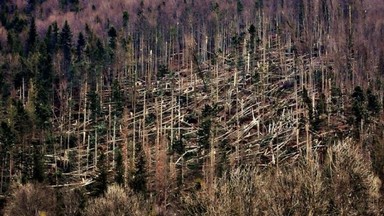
85 184 149 216
4 183 56 216
181 140 382 215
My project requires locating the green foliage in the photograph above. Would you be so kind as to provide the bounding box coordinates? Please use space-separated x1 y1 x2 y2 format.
313 93 327 131
32 141 46 183
198 104 217 150
0 122 14 154
76 32 86 61
115 148 124 186
197 119 211 150
172 136 185 155
60 21 73 75
123 11 129 28
216 139 230 178
26 17 37 55
35 44 53 128
129 142 147 194
7 31 23 54
157 64 169 78
237 0 244 14
108 26 117 50
92 151 108 196
111 80 124 117
351 86 367 125
88 91 101 122
366 88 381 116
302 87 313 123
248 24 256 52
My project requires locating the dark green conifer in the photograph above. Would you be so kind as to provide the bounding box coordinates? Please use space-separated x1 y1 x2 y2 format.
129 142 147 194
26 17 37 55
92 151 108 196
115 148 124 186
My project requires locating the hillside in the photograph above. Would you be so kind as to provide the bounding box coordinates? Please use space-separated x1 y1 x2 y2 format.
1 0 384 215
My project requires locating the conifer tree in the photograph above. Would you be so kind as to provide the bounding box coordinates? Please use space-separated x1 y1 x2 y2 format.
352 86 366 125
92 151 108 196
111 80 124 118
60 21 72 77
129 142 147 194
108 26 117 50
26 17 37 55
366 88 381 117
115 148 124 186
35 44 53 128
32 141 45 183
76 32 86 62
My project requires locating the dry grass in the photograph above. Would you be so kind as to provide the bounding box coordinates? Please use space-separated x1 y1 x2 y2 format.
85 184 151 216
181 140 382 215
3 183 57 216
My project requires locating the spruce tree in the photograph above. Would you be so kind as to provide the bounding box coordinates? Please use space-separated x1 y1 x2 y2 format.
352 86 366 125
111 80 124 118
26 17 37 55
32 141 45 183
115 148 124 186
60 21 72 76
35 44 53 128
129 142 147 194
108 26 117 50
92 151 108 196
76 32 85 62
366 88 381 116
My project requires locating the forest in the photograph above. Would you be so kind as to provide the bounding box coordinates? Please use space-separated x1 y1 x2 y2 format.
0 0 384 215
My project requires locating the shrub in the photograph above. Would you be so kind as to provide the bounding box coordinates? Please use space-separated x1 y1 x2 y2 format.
85 184 149 216
181 140 382 215
4 183 56 216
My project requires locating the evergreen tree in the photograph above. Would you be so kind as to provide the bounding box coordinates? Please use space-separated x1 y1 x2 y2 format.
26 17 37 55
111 80 124 117
27 0 37 13
123 11 129 28
302 87 313 123
197 104 214 150
51 22 60 53
92 151 108 196
352 86 366 124
76 32 85 62
32 141 45 183
35 44 53 128
129 142 147 194
366 88 381 116
88 91 101 122
115 148 124 186
108 26 117 50
351 86 367 138
248 24 256 53
60 21 72 76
